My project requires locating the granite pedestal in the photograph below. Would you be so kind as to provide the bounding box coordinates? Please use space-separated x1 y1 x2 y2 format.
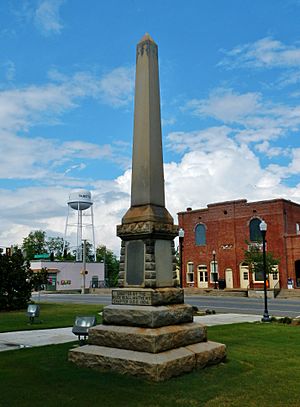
68 288 226 381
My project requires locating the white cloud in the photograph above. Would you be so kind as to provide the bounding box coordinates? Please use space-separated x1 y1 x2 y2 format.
2 130 300 254
185 88 300 150
167 126 234 154
0 68 134 133
0 66 134 182
99 67 135 107
0 130 111 180
220 37 300 69
0 177 131 254
34 0 65 35
165 128 300 217
186 88 261 123
255 141 288 158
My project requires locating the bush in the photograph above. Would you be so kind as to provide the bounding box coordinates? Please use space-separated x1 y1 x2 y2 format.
0 249 32 311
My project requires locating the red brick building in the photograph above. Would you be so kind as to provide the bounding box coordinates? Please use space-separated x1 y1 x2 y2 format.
178 198 300 290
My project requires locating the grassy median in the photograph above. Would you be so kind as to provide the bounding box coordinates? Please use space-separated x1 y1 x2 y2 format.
0 322 299 407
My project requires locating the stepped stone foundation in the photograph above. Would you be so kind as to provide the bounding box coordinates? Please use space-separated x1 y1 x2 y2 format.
68 288 226 381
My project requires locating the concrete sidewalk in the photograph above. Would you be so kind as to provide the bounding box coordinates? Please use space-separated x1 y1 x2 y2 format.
0 327 74 352
0 313 261 352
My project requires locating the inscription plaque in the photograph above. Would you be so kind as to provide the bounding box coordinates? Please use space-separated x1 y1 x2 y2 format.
125 240 145 286
155 239 173 287
112 290 152 305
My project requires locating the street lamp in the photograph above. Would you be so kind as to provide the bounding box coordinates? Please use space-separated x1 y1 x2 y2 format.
212 250 217 289
179 228 185 288
259 220 271 322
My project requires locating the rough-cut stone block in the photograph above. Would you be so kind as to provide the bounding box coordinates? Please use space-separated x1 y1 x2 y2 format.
111 288 184 306
186 341 226 368
88 322 207 353
103 303 193 328
69 345 195 381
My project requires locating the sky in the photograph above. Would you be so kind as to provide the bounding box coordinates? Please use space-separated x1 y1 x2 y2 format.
1 0 300 255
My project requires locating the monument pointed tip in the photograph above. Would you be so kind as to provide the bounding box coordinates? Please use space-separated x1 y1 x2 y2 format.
139 33 156 44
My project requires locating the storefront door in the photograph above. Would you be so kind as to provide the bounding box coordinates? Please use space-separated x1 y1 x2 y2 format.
225 268 233 288
197 265 208 288
240 264 249 289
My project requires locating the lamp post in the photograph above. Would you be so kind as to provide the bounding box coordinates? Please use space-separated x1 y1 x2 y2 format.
212 250 217 289
259 221 271 322
179 228 185 288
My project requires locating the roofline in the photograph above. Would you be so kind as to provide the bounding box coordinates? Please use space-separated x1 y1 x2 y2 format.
177 197 300 215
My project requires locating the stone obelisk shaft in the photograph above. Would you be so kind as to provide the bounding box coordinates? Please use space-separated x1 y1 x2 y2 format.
117 34 177 289
131 34 165 207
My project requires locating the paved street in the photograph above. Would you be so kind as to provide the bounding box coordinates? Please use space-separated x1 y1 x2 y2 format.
32 292 300 318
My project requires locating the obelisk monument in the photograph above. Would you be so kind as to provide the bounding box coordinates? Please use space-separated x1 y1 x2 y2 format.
117 33 178 289
69 35 226 381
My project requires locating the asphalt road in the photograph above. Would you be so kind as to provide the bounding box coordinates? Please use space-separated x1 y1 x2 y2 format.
32 293 300 318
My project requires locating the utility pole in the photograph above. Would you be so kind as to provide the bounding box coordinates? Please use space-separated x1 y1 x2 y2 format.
81 239 87 294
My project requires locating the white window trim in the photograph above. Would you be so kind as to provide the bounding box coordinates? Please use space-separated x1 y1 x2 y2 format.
186 262 194 283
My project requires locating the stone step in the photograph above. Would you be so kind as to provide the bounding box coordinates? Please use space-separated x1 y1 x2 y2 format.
276 289 300 298
88 322 207 353
68 340 226 382
103 303 193 328
184 288 248 297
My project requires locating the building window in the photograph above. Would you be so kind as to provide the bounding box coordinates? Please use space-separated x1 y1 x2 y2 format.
253 269 264 282
249 218 262 242
243 272 248 280
296 223 300 235
272 265 279 280
195 224 206 246
186 262 194 283
210 260 218 283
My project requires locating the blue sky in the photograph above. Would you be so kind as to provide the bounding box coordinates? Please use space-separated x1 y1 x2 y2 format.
1 0 300 254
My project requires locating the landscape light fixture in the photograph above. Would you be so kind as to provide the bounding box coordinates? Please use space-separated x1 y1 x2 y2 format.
26 304 40 324
72 316 97 345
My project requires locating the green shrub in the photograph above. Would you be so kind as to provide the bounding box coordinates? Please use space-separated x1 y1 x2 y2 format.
0 250 32 311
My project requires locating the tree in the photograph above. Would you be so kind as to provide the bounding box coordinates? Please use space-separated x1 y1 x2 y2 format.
31 268 49 291
96 245 119 287
22 230 47 260
22 230 73 261
0 249 45 310
243 242 280 283
46 236 67 259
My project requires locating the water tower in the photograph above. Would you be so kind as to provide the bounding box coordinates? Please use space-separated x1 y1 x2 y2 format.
63 189 96 261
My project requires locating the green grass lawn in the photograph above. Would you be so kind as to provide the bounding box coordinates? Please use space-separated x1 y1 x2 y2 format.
0 323 299 407
0 303 103 332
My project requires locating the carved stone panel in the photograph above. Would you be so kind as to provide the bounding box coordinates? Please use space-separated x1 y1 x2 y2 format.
155 240 173 287
125 240 145 286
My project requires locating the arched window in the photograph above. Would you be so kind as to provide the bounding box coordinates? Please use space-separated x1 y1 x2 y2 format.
195 224 206 246
249 218 262 242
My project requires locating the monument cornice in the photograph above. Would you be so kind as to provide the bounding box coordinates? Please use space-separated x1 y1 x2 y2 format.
117 220 178 240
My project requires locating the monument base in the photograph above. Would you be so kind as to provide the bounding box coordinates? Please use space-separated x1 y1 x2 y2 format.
69 341 226 382
68 291 226 381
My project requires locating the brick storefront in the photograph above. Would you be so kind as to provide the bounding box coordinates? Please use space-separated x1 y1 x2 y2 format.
178 199 300 290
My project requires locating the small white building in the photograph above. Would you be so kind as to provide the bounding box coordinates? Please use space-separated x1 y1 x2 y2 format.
30 260 105 292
